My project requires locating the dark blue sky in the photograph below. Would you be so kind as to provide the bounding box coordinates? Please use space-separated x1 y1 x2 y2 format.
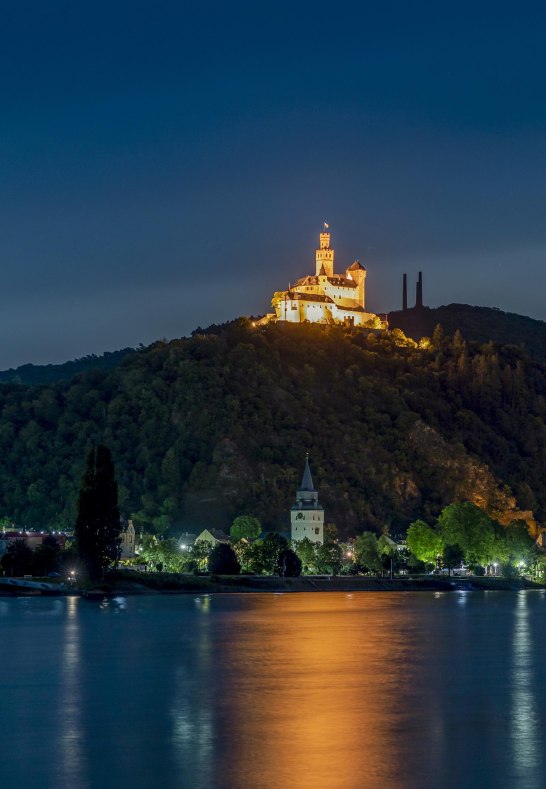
2 1 546 366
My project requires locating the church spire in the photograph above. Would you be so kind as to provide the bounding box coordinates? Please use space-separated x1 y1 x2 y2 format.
291 453 324 544
300 453 316 492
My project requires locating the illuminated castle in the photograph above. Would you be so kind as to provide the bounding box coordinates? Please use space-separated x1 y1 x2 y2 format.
272 227 382 327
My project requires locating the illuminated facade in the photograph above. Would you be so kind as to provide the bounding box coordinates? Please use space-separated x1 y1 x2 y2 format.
291 456 324 544
274 228 382 327
120 519 136 558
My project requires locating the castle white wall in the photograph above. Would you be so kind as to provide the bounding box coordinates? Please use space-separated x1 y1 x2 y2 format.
277 298 377 326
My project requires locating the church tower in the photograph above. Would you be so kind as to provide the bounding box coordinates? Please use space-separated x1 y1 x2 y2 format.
315 227 334 277
291 455 324 544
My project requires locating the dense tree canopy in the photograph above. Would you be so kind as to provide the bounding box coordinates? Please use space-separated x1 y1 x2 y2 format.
438 503 496 566
230 515 261 541
208 543 240 575
406 520 444 565
354 532 382 573
0 319 545 539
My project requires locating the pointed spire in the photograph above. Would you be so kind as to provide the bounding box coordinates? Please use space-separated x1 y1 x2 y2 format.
300 453 316 492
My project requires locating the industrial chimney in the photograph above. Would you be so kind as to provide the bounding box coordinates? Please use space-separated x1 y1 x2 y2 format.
416 271 423 308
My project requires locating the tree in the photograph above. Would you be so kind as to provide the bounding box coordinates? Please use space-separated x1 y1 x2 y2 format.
231 539 256 572
33 535 61 576
406 520 443 565
278 548 302 577
315 542 342 575
432 323 445 350
243 542 270 575
377 535 397 578
442 544 464 575
503 521 537 566
74 445 121 580
324 523 339 542
354 532 382 573
230 515 261 541
260 533 289 575
406 552 426 574
2 540 33 576
438 502 496 566
271 291 285 310
139 537 185 572
191 540 212 571
293 537 317 574
208 543 241 575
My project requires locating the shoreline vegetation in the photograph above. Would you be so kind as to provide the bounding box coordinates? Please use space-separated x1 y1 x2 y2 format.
97 572 546 595
2 572 544 597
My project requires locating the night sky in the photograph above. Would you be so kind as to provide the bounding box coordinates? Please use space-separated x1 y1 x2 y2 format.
2 1 546 366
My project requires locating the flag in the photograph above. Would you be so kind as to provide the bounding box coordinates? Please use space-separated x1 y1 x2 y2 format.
324 222 329 229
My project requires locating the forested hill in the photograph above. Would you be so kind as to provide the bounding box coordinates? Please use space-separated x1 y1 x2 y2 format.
0 348 136 385
389 304 546 363
1 319 545 538
4 303 544 387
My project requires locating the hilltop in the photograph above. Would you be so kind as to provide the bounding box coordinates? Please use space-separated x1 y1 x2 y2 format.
0 348 135 386
2 303 545 388
0 318 544 539
389 304 546 363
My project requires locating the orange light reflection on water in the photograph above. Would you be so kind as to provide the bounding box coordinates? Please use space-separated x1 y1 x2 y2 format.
213 592 421 789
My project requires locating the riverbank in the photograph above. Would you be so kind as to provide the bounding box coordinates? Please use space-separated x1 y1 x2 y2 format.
101 571 545 595
2 572 543 597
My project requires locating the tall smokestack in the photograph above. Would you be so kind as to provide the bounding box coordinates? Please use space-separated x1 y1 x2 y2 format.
416 271 423 308
403 274 408 311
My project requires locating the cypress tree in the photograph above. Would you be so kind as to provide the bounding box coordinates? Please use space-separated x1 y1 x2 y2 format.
74 444 121 580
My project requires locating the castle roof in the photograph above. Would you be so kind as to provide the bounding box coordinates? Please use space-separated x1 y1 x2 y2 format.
294 275 318 286
347 260 366 271
286 291 334 303
327 276 357 288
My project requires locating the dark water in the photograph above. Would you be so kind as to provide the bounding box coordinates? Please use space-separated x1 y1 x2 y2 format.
2 591 546 789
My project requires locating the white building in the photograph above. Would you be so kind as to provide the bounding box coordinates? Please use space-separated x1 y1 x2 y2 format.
291 456 324 544
119 519 136 558
274 228 382 328
194 528 230 547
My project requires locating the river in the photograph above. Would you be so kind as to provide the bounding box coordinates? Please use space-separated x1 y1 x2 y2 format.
1 591 546 789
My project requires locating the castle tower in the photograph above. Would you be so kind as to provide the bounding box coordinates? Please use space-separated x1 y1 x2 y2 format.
291 455 324 544
315 227 334 277
346 261 367 308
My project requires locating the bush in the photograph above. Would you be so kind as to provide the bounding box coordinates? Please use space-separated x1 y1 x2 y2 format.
278 548 302 577
208 543 241 575
500 562 520 579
